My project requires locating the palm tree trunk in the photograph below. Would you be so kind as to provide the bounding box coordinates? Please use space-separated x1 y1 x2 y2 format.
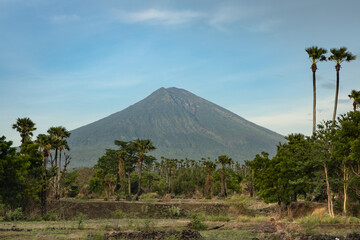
324 163 334 218
128 170 131 196
168 169 171 193
118 158 126 194
220 166 226 197
332 65 340 125
41 150 48 216
249 168 254 197
136 157 143 199
343 164 349 215
312 65 317 134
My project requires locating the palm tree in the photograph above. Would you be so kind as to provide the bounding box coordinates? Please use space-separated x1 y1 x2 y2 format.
36 133 53 216
216 155 233 197
47 126 70 167
47 126 70 199
348 89 360 111
305 46 327 134
165 158 177 193
12 117 37 144
131 139 156 199
36 134 53 169
203 160 216 199
328 47 356 125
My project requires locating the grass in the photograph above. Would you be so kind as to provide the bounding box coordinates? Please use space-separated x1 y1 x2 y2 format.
201 230 258 240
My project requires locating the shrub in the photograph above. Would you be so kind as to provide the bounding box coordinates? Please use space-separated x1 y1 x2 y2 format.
76 213 87 229
43 211 60 221
4 208 26 221
190 213 206 230
168 206 181 217
88 176 103 195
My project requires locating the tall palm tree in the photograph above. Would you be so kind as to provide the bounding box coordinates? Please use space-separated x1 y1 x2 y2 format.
165 158 177 193
36 134 53 169
12 117 37 144
131 139 156 199
203 160 216 199
306 46 327 134
114 140 132 195
348 89 360 111
216 155 233 197
47 126 71 167
36 133 53 216
328 47 356 125
47 126 70 199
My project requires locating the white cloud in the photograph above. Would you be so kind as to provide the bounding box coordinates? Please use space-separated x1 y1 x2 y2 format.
51 14 80 23
116 8 203 25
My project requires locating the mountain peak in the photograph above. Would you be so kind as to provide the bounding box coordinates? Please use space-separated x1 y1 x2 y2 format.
68 87 284 167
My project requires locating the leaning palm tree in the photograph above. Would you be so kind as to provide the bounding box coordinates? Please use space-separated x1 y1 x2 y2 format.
131 139 156 199
328 47 356 125
216 155 233 197
305 46 327 134
12 117 37 144
348 89 360 111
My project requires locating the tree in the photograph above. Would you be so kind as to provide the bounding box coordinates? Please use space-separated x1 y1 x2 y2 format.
313 121 336 217
328 47 356 125
334 111 360 214
12 117 37 144
306 46 327 134
348 89 360 111
249 135 313 218
0 136 43 210
47 126 71 199
216 155 233 197
202 160 216 199
35 134 54 215
165 158 177 193
131 139 156 199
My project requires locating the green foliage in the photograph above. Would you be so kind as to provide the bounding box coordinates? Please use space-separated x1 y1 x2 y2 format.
189 213 206 230
42 211 60 221
142 219 155 233
4 207 26 221
0 136 44 210
114 209 124 219
297 215 320 235
76 213 86 229
249 134 314 208
88 176 104 195
168 206 181 217
61 170 80 197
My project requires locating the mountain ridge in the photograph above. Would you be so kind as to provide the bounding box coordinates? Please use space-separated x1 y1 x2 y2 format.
68 87 284 167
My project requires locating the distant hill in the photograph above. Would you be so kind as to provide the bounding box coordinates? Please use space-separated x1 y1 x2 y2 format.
68 87 284 167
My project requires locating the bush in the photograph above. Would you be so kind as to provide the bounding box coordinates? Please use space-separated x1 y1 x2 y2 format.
43 211 60 221
140 192 159 200
190 213 206 230
75 213 87 229
168 205 182 217
4 208 26 221
88 176 103 195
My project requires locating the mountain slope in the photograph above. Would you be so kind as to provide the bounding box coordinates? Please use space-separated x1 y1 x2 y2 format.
68 87 284 167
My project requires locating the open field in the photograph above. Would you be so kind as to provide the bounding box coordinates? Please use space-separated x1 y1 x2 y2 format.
1 197 360 240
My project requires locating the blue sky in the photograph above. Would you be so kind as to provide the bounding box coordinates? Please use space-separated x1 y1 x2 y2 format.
1 0 360 146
